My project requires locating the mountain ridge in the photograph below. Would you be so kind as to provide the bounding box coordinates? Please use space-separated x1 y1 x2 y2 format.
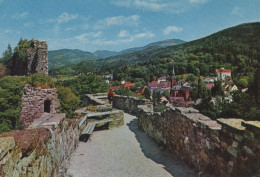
48 38 186 69
50 22 260 77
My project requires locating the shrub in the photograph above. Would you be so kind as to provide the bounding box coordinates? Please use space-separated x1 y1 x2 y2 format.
57 86 80 118
0 76 26 134
154 105 168 112
28 74 55 88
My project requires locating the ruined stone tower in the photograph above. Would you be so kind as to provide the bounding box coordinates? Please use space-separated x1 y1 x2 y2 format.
11 39 48 75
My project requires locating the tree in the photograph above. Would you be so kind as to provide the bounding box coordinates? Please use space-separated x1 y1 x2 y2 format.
143 87 151 99
112 81 121 86
211 80 224 96
57 86 80 118
1 44 13 65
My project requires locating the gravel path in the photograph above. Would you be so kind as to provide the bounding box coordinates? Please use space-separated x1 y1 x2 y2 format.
66 113 197 177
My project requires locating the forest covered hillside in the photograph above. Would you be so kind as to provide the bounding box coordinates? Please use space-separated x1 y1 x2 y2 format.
48 49 98 69
50 22 260 78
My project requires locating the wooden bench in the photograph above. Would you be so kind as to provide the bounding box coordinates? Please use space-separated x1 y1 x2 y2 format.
79 118 113 142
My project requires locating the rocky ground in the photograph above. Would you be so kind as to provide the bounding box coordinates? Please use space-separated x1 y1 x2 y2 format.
66 113 197 177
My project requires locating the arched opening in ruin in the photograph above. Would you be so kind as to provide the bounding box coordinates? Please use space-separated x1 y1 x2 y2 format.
44 100 51 113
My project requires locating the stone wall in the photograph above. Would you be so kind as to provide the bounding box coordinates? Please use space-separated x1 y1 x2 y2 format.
11 39 48 76
113 95 152 114
0 117 80 177
113 95 260 177
20 84 60 127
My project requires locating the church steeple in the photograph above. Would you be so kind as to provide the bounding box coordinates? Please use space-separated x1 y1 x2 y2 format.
172 66 175 78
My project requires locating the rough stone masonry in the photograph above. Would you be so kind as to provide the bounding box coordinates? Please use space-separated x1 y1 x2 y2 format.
11 39 48 75
20 84 60 127
113 95 260 177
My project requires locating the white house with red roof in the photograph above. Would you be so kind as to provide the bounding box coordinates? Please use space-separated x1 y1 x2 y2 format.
216 68 231 80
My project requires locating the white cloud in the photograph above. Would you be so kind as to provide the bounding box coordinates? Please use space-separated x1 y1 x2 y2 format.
11 12 28 19
189 0 208 4
94 31 154 46
92 39 117 46
65 27 77 31
75 31 103 41
95 15 140 29
135 32 155 38
163 26 183 35
133 0 167 11
118 30 129 38
39 18 56 24
111 0 210 13
24 22 33 27
82 24 89 30
231 7 240 15
57 13 78 23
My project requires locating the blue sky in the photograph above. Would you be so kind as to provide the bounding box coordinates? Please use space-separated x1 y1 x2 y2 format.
0 0 259 54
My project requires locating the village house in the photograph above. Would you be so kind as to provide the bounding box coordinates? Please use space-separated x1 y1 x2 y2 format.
136 86 146 96
216 68 231 80
204 77 215 83
147 81 158 91
223 81 238 94
157 74 168 83
109 81 135 91
102 74 113 80
205 83 215 90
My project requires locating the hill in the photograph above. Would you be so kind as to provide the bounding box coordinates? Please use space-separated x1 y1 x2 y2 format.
94 50 119 59
48 49 98 69
120 38 186 54
93 39 185 59
50 22 260 78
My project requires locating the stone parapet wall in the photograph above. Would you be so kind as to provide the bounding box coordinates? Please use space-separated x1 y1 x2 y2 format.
20 84 60 127
113 95 260 177
113 95 152 114
0 118 80 177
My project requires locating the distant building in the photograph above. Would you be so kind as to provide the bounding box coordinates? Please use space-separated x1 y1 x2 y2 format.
206 83 214 90
223 81 238 93
216 68 231 80
147 80 172 92
102 74 113 80
147 81 158 90
137 86 146 96
109 81 135 91
122 82 135 88
204 77 215 83
158 74 168 84
171 85 190 100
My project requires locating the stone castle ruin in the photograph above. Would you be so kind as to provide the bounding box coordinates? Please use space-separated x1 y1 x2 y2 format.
11 39 48 75
20 84 60 127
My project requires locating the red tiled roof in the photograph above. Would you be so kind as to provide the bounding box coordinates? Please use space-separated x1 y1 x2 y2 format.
180 86 190 91
148 81 158 88
122 82 135 88
216 69 231 73
157 81 171 88
206 83 214 89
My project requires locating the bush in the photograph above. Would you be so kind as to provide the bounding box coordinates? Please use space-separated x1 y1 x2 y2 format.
154 105 167 112
62 74 109 105
57 86 80 118
28 74 55 88
115 87 143 98
0 76 26 134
